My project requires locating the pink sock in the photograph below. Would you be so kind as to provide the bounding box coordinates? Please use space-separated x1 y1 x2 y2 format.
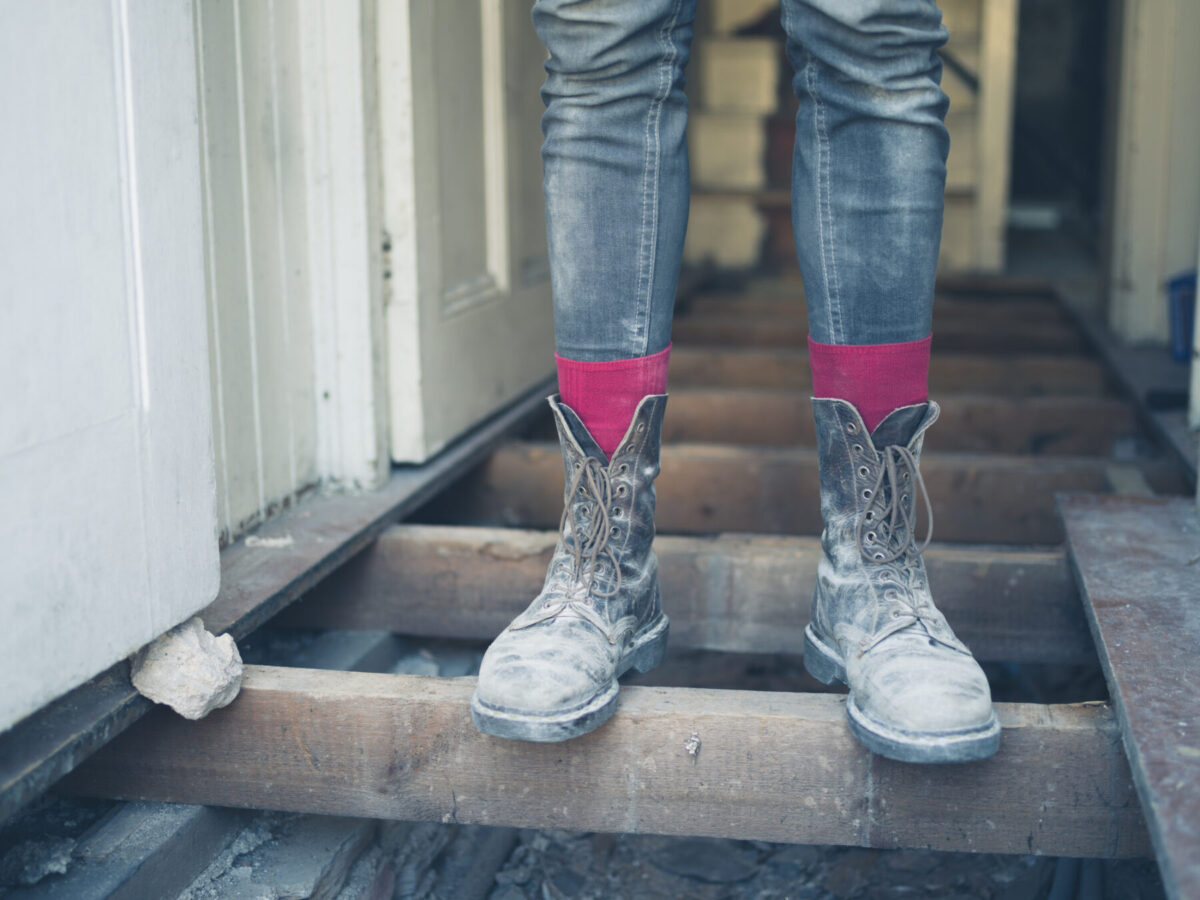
556 344 672 460
808 335 932 433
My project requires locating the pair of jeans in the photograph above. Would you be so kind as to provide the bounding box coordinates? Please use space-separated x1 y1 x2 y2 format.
534 0 950 360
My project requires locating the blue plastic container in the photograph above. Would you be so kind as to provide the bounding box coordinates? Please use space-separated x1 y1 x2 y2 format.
1166 270 1196 363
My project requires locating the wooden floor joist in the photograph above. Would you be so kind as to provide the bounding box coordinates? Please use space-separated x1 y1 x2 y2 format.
280 526 1094 666
661 390 1137 455
684 290 1071 327
669 347 1109 394
671 314 1087 354
429 443 1185 544
1060 495 1200 900
62 666 1150 860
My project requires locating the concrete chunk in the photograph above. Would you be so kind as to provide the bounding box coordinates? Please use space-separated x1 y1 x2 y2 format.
131 617 243 720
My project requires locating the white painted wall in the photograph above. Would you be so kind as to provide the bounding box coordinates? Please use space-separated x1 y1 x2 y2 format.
0 0 220 732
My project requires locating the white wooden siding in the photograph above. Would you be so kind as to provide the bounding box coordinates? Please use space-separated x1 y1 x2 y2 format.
196 0 389 544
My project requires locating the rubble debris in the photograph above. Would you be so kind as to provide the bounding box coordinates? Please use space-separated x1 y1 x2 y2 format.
131 617 243 720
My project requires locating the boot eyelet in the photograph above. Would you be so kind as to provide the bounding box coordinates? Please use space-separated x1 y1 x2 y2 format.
617 464 629 475
616 485 627 496
864 511 874 521
891 609 901 618
636 423 646 434
846 423 858 434
873 552 884 561
858 466 869 477
866 531 876 542
901 494 909 504
862 489 872 499
610 527 620 538
902 472 910 482
610 506 621 517
853 444 864 454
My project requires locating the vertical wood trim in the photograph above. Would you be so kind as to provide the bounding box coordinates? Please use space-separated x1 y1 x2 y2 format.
195 0 234 536
481 0 510 296
301 0 390 489
1106 0 1175 343
378 0 427 462
973 0 1017 272
230 0 268 515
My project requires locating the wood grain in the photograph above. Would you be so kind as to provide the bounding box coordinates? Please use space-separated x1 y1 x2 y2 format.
668 347 1109 395
63 666 1150 859
427 443 1186 544
1061 494 1200 900
280 525 1092 665
671 314 1086 353
661 390 1136 455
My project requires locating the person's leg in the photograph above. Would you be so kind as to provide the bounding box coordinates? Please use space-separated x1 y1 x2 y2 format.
781 0 1000 762
538 0 696 458
784 0 946 429
472 0 695 742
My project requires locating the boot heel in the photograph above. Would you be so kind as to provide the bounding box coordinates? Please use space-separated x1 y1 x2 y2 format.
627 616 669 674
803 625 846 685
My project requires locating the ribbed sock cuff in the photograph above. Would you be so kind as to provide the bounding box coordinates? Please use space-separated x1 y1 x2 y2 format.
808 334 932 433
556 344 671 460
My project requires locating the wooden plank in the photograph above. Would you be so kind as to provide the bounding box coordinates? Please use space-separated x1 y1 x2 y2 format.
1060 494 1200 900
661 390 1137 455
279 525 1093 666
429 443 1186 544
669 347 1109 395
682 291 1071 326
0 376 554 826
671 314 1087 353
62 666 1150 859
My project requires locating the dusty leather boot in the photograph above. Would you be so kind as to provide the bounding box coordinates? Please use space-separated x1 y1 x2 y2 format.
471 394 670 741
803 398 1000 763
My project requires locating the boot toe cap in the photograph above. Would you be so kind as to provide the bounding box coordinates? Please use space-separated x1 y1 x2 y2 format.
853 639 995 735
474 629 614 717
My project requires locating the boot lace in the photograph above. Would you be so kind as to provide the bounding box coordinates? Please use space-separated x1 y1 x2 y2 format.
855 445 941 646
511 456 626 643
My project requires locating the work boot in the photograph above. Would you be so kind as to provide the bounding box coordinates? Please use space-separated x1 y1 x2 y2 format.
803 399 1000 762
471 394 670 741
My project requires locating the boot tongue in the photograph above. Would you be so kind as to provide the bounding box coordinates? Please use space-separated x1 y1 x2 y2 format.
554 399 608 461
870 403 929 449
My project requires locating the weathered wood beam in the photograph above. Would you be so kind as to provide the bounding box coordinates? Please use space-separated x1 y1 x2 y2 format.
671 315 1087 354
1060 494 1200 900
686 284 1068 321
62 666 1150 860
280 526 1092 666
661 390 1136 455
427 444 1186 544
669 347 1109 395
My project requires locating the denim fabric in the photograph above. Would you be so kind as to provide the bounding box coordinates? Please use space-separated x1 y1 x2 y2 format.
533 0 949 358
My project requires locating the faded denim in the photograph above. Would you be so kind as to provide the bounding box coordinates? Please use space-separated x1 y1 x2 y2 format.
533 0 950 358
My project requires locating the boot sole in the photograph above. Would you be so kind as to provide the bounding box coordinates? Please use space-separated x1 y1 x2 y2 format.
471 613 669 743
803 624 1001 764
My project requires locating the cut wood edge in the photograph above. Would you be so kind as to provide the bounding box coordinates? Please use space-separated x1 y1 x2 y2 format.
62 666 1151 860
280 526 1093 666
423 443 1187 545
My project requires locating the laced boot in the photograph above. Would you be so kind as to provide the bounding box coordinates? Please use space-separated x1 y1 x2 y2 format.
803 399 1000 762
471 394 670 741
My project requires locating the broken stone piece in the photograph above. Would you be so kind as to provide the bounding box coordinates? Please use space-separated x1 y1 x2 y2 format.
131 617 243 719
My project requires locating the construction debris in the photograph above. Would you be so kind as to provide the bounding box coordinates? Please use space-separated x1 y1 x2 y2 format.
131 617 243 720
